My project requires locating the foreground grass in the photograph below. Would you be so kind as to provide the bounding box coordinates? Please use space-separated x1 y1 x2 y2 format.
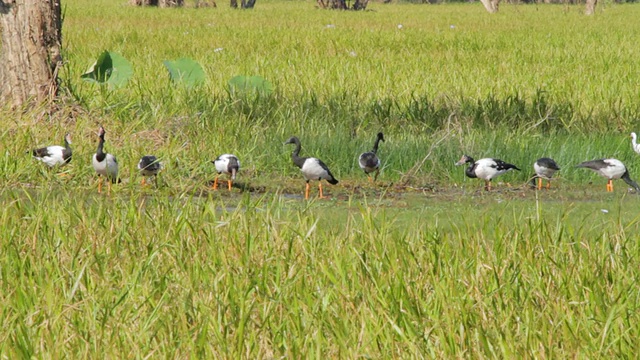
2 188 640 357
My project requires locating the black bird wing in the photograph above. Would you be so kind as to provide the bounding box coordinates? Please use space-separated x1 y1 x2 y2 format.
317 158 339 184
32 146 51 158
492 159 521 171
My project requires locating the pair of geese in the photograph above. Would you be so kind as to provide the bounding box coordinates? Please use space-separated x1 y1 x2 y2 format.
284 132 385 199
31 126 240 194
457 132 640 192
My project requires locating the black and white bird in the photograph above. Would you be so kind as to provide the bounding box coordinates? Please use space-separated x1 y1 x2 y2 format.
532 157 561 190
92 126 119 194
631 133 640 155
138 155 161 186
212 154 240 191
284 136 338 199
455 154 521 191
359 132 384 182
576 158 640 192
32 133 72 168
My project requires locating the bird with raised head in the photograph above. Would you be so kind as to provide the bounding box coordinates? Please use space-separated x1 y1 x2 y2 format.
359 132 385 182
284 136 338 199
92 126 119 194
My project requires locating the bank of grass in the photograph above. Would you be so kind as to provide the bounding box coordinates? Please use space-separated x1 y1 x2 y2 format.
3 0 640 357
2 187 640 357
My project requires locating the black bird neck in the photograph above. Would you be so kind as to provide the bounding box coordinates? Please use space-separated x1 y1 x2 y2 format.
289 139 306 169
465 158 477 178
622 171 640 192
96 134 106 161
372 137 382 154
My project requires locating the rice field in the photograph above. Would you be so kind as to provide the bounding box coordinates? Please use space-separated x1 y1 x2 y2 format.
2 0 640 357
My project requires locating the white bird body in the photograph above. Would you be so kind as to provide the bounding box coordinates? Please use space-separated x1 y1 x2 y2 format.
534 161 558 180
578 159 626 179
577 158 640 192
36 145 66 167
631 132 640 155
32 133 72 167
214 154 240 178
301 158 334 182
93 153 119 180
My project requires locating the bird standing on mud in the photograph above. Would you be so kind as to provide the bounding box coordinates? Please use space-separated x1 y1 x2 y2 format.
138 155 161 186
576 158 640 192
532 157 560 190
359 132 384 183
212 154 240 191
92 126 119 194
285 136 338 199
456 154 520 191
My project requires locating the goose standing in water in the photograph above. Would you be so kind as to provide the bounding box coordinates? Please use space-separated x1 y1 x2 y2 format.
212 154 240 191
455 154 520 191
284 136 338 199
532 157 560 190
32 133 72 168
92 126 119 194
359 132 384 182
576 158 640 192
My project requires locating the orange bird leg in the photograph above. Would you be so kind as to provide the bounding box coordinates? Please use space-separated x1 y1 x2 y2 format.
98 178 103 194
546 180 551 190
107 180 112 195
484 180 491 191
227 179 232 191
537 178 543 190
305 182 310 200
318 182 326 199
607 179 613 192
141 177 147 186
213 176 219 190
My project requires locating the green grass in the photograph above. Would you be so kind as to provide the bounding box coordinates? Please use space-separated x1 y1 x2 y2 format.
3 0 640 357
3 189 640 357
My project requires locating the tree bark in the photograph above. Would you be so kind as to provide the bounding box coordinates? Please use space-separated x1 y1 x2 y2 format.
479 0 500 13
585 0 597 14
0 0 62 108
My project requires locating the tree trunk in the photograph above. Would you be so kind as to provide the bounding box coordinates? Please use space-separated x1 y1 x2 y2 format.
0 0 62 108
479 0 500 13
585 0 597 14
